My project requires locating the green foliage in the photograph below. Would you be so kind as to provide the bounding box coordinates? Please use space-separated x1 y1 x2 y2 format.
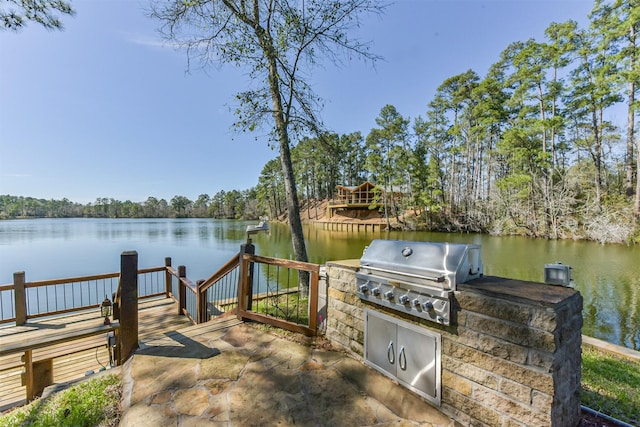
1 0 75 31
0 192 265 221
581 347 640 425
254 293 310 326
0 374 121 427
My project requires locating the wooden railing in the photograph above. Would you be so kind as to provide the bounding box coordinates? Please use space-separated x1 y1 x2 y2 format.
197 251 243 321
165 245 246 325
2 246 321 336
167 243 320 335
0 267 167 325
237 252 320 336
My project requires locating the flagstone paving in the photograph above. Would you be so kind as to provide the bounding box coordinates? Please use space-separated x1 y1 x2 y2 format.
120 320 458 427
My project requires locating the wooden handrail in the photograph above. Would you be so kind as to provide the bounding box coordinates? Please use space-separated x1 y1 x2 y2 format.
243 254 321 273
138 266 166 274
197 252 241 294
179 276 197 293
2 266 171 325
23 272 120 288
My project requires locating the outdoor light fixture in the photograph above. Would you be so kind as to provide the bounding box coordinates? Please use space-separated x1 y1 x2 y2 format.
101 295 112 325
544 262 572 287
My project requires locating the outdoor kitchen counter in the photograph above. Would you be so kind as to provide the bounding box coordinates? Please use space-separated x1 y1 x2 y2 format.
324 258 585 427
327 259 579 305
461 275 579 306
327 258 360 269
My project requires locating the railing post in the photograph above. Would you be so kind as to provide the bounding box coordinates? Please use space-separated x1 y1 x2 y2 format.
246 246 255 310
308 270 319 334
196 279 205 324
236 243 255 319
164 257 172 298
120 251 138 363
178 265 186 316
14 271 27 325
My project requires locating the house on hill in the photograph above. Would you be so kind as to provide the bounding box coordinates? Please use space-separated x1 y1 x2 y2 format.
326 181 383 218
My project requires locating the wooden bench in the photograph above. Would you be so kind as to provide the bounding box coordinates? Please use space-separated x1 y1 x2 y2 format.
0 320 120 401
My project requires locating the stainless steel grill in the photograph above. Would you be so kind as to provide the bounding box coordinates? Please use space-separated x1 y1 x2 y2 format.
356 240 482 326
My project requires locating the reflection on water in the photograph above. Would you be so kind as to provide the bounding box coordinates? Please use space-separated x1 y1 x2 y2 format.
0 218 638 350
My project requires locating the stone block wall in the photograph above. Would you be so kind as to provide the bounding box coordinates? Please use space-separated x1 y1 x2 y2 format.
325 261 583 427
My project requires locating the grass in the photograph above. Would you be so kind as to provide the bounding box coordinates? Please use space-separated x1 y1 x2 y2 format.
0 374 121 427
252 293 310 325
581 346 640 426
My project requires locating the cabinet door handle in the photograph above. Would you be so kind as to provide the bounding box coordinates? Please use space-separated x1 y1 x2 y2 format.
387 341 395 364
399 346 406 371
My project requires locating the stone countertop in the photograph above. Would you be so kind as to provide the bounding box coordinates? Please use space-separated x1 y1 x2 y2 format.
326 259 360 270
461 276 580 307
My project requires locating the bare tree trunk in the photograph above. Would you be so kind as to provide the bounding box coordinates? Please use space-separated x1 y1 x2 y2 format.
636 132 640 220
255 21 309 293
626 18 636 199
626 82 636 198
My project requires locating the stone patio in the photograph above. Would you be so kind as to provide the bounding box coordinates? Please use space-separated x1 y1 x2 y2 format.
119 319 458 426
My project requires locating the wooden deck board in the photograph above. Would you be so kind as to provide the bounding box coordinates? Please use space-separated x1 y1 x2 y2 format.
0 297 193 412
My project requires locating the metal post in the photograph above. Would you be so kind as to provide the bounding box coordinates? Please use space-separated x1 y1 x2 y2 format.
120 251 138 363
196 279 205 324
14 271 26 325
178 265 186 316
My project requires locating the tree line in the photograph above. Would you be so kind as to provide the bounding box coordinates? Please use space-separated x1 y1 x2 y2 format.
255 0 640 244
0 191 261 220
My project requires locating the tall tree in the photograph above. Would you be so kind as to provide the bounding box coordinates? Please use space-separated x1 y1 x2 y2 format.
590 0 640 218
151 0 384 276
194 193 211 217
170 195 192 217
432 70 479 220
566 19 623 207
365 105 410 227
256 159 285 219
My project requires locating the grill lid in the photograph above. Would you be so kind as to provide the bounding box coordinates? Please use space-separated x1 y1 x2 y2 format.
359 240 482 290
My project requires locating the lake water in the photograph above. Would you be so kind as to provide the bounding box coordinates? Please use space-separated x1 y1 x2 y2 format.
0 218 638 350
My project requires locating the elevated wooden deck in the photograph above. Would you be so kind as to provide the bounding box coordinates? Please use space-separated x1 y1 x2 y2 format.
0 297 191 412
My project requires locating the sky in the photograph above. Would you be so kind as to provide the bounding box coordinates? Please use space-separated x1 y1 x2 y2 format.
0 0 594 204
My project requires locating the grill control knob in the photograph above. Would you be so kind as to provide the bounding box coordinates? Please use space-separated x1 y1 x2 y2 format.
411 298 420 308
358 284 369 293
421 301 434 311
384 290 394 300
398 295 409 304
371 287 381 296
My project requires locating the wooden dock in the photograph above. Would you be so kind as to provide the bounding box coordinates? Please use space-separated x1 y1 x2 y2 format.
0 297 192 412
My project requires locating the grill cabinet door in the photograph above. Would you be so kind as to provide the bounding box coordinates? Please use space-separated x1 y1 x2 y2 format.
364 310 397 376
396 324 439 400
364 309 441 406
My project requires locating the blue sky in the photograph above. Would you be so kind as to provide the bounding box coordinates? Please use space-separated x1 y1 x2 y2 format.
0 0 593 204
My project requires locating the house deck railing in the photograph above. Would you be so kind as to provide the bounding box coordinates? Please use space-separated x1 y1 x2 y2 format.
0 267 168 325
2 245 321 336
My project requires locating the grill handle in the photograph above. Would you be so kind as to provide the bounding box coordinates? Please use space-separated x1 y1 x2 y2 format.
363 265 446 283
387 341 395 364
